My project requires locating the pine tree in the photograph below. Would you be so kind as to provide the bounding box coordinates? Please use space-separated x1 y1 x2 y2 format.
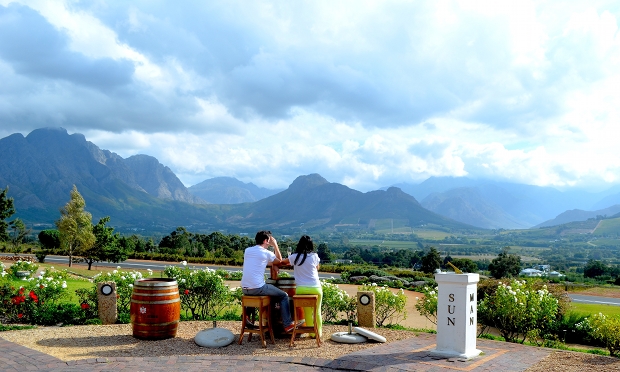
56 185 96 267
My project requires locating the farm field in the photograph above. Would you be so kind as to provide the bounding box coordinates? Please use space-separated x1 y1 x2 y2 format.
411 229 451 240
349 240 419 249
592 217 620 236
373 219 413 234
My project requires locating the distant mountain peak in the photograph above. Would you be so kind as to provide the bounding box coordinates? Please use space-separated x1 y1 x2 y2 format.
288 174 329 190
188 176 282 204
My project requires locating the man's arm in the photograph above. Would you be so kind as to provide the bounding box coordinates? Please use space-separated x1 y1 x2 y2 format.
269 236 282 261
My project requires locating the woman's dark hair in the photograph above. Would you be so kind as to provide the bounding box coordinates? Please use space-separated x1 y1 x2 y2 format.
293 235 314 266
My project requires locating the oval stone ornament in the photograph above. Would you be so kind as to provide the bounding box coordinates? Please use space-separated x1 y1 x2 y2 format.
353 327 387 343
194 328 235 348
330 331 367 344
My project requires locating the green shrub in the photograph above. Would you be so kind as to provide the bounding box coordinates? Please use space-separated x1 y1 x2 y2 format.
359 283 407 327
348 267 390 278
577 313 620 357
478 280 560 343
8 260 39 278
164 264 238 320
34 303 86 326
414 286 437 325
321 281 356 323
92 267 152 315
0 268 70 324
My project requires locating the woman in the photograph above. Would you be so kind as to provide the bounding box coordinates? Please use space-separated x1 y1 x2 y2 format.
283 235 322 338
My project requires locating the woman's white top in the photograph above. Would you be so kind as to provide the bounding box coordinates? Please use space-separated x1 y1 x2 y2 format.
289 252 321 287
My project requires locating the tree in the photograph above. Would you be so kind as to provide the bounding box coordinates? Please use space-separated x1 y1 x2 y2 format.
488 247 522 279
56 185 96 267
450 258 479 273
317 242 332 262
584 260 608 278
0 186 15 242
38 229 61 250
82 216 121 270
421 247 442 274
8 218 31 253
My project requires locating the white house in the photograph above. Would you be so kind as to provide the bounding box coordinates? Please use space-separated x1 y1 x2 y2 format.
549 271 565 278
520 268 543 277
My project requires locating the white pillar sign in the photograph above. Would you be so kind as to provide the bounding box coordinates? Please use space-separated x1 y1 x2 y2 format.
430 272 481 359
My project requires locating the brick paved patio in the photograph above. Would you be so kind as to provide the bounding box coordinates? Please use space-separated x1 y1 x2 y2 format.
0 333 552 371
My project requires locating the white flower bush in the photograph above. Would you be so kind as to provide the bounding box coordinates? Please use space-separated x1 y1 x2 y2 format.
414 286 438 325
321 280 356 323
577 313 620 356
478 279 559 343
164 264 238 320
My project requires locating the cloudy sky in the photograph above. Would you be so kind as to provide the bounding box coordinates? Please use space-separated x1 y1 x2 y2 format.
1 1 619 191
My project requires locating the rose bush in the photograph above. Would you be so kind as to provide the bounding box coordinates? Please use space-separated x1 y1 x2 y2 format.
0 266 75 325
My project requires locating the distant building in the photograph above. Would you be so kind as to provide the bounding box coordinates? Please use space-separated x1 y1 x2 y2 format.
334 259 353 264
549 271 565 278
534 264 550 272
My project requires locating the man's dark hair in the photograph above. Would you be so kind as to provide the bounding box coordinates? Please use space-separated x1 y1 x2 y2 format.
255 230 272 245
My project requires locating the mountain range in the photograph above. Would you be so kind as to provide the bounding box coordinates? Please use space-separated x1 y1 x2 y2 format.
389 178 620 229
2 127 620 232
0 128 471 232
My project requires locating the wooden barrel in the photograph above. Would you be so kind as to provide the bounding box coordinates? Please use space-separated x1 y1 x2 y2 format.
264 277 305 336
276 277 296 296
130 278 181 340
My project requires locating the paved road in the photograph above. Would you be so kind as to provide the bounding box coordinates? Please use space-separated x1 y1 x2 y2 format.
568 293 620 306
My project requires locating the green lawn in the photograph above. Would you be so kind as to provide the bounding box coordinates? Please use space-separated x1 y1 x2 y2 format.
570 303 620 317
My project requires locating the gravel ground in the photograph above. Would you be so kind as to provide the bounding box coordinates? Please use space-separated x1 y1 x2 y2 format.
0 321 417 362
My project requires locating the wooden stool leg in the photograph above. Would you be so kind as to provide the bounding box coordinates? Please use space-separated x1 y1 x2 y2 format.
257 302 266 347
268 301 275 344
238 305 247 345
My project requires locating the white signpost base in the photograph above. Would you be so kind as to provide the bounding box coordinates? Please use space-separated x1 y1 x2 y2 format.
430 272 481 359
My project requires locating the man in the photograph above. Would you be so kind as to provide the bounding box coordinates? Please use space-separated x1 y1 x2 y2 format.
241 230 303 333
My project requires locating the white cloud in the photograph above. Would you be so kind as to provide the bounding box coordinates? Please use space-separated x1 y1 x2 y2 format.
1 1 620 191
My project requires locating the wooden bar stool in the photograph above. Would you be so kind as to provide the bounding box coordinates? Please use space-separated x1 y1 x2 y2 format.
290 294 321 347
238 295 274 347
